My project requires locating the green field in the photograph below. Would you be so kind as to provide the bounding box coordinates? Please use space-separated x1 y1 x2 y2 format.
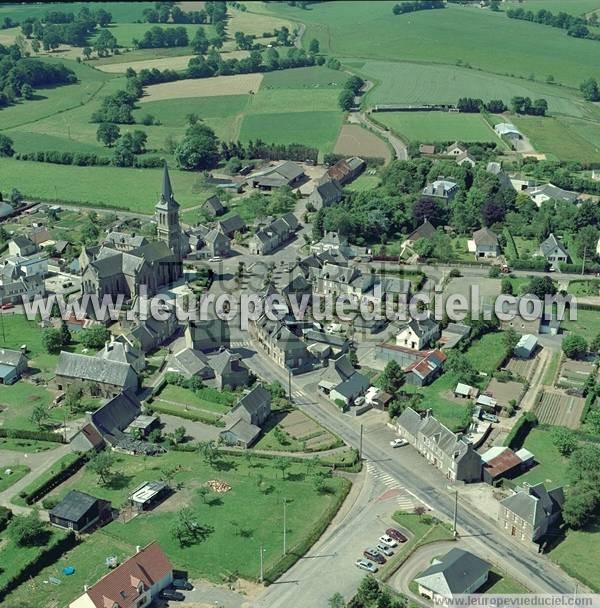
91 23 212 48
0 464 30 493
263 1 600 88
355 61 586 116
464 332 508 375
38 451 350 589
240 110 343 152
262 66 345 89
516 427 571 487
0 2 156 23
562 309 600 338
512 115 600 162
376 111 499 144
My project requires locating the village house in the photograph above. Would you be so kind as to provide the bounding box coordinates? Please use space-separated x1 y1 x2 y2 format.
98 335 146 374
307 179 343 209
422 176 458 204
8 235 36 257
103 231 148 252
481 446 533 485
325 156 365 185
404 349 446 387
397 408 482 482
470 227 500 258
210 349 250 390
202 227 231 258
498 482 564 546
538 233 569 265
185 318 230 352
201 194 226 217
415 548 490 604
318 353 370 406
217 213 247 237
69 542 173 608
2 253 48 279
527 183 580 207
220 385 272 448
248 213 299 255
0 347 28 384
165 343 214 380
54 352 138 397
123 315 179 353
396 317 440 351
402 219 437 251
455 151 476 167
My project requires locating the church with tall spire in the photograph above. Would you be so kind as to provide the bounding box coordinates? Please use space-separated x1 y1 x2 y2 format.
155 163 183 262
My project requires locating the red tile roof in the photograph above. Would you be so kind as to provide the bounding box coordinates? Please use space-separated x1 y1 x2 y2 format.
85 542 172 608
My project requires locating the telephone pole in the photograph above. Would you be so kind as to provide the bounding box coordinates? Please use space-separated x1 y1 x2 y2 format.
283 498 287 555
453 490 459 537
359 424 363 461
288 367 292 400
259 545 265 583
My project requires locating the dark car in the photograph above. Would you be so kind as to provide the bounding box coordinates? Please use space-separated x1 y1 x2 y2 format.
363 548 386 564
160 589 185 601
386 527 408 543
172 579 193 591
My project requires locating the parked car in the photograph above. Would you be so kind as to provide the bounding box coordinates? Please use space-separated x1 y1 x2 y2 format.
481 412 499 423
376 543 394 557
386 528 408 543
389 438 408 448
172 579 193 591
160 589 185 601
378 534 398 548
355 559 378 573
354 396 365 407
208 256 222 263
0 303 14 310
363 548 386 564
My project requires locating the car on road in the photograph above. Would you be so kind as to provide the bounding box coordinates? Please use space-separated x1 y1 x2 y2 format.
0 303 14 310
363 548 386 564
355 559 378 573
172 579 193 591
480 412 499 423
160 589 185 601
376 543 394 557
386 528 408 543
208 256 222 263
389 438 408 448
378 534 398 548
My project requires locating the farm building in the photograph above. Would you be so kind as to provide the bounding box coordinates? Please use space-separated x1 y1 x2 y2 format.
248 161 306 190
514 334 538 359
201 194 225 218
481 446 531 485
69 542 173 608
454 383 478 399
129 481 170 511
405 350 446 387
69 423 105 454
494 122 522 141
307 179 343 209
49 490 112 532
217 214 247 237
0 347 27 384
527 183 579 207
220 385 272 448
414 548 490 602
326 156 365 185
440 323 471 350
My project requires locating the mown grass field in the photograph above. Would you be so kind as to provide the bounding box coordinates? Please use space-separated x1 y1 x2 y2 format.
464 332 507 375
375 111 499 144
262 1 600 88
262 65 345 89
516 426 570 487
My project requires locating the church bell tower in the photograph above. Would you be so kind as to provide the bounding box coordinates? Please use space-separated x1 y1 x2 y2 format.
155 163 182 261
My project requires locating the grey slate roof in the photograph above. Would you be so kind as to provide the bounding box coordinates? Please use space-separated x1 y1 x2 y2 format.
11 235 35 250
105 232 148 249
50 490 102 523
472 227 499 247
234 385 271 418
0 348 24 367
406 220 436 242
218 214 246 236
168 346 212 377
529 183 579 204
91 391 141 444
415 548 490 597
221 418 261 445
500 483 564 528
313 179 342 203
155 163 180 211
540 233 569 259
210 349 245 375
56 351 136 388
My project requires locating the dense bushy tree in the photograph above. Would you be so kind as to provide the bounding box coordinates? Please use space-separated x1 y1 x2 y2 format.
174 122 219 171
562 334 588 360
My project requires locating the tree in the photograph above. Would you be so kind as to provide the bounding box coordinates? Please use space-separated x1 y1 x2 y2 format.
96 123 120 147
525 275 556 299
309 38 320 54
590 333 600 355
502 328 520 353
42 328 64 354
81 325 111 349
380 360 404 394
20 83 33 100
328 593 346 608
551 427 577 456
562 334 588 360
338 88 354 111
31 38 41 53
501 277 513 295
586 409 600 435
64 383 85 413
274 457 291 479
60 320 71 346
87 451 115 485
9 188 23 207
8 512 48 547
174 123 219 171
30 404 49 429
0 134 14 157
170 507 213 547
445 351 479 385
197 440 218 467
563 485 598 529
197 486 210 504
580 77 600 102
173 426 187 444
357 576 381 606
574 225 599 261
94 29 117 57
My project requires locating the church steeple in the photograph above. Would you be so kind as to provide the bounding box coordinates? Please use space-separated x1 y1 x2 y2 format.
155 163 182 260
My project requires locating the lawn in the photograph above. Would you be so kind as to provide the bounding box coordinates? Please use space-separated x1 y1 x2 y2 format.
562 309 600 338
512 115 600 163
44 451 350 586
0 464 30 493
263 1 600 88
261 66 345 89
483 570 530 594
516 427 570 488
550 522 600 592
375 111 499 144
248 88 341 114
239 111 344 153
464 332 507 375
0 159 211 212
567 279 600 297
157 384 233 415
346 174 381 192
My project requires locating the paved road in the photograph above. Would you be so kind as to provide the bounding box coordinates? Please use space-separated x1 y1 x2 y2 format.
245 351 583 598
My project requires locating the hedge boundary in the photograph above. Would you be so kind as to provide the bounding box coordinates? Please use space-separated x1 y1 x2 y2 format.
147 401 225 427
0 428 65 444
503 413 538 449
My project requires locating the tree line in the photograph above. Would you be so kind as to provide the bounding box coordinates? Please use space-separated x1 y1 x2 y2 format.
338 75 364 111
392 1 444 15
457 96 548 116
506 7 600 41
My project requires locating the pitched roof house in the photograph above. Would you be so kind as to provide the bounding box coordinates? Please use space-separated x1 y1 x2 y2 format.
499 482 564 545
89 391 142 446
415 548 490 602
69 542 173 608
8 235 36 257
402 219 437 249
471 227 500 258
527 183 579 207
220 385 272 448
404 349 446 387
166 343 215 380
0 347 28 384
185 318 230 352
422 176 458 203
201 194 225 217
218 213 247 237
55 352 138 397
50 490 111 532
318 353 370 405
210 349 250 389
98 337 146 373
396 317 441 351
326 156 365 185
307 179 343 210
539 233 569 265
397 408 482 482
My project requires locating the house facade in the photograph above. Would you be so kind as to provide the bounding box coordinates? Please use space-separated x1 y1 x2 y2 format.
471 227 500 258
396 317 440 351
539 233 569 265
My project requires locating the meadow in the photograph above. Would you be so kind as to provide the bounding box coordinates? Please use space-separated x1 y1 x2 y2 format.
375 111 500 144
